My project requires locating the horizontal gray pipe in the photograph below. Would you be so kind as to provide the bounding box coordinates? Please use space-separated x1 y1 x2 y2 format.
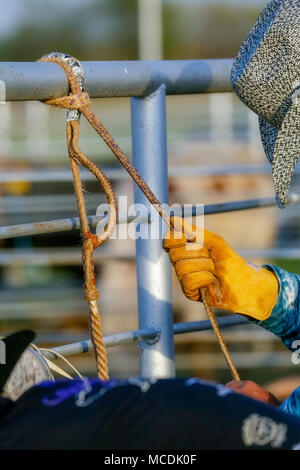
0 247 299 267
0 213 145 239
0 193 299 239
2 164 300 183
0 59 233 101
42 315 248 360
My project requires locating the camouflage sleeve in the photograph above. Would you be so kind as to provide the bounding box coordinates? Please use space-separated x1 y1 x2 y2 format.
250 265 300 418
251 264 300 351
280 386 300 418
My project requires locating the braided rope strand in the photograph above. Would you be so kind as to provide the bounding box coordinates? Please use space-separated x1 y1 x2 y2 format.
201 288 240 381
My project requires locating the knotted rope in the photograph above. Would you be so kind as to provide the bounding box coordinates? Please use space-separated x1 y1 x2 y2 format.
39 53 240 382
39 53 117 380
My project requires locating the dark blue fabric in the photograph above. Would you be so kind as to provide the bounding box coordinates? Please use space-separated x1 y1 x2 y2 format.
0 377 299 450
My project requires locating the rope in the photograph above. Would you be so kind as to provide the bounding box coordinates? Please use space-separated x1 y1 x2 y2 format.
39 54 116 380
201 289 240 381
39 53 240 382
36 347 85 381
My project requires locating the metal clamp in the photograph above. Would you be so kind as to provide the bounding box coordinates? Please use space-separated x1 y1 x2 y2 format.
42 52 86 122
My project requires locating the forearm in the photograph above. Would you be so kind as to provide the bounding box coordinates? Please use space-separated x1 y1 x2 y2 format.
250 265 300 351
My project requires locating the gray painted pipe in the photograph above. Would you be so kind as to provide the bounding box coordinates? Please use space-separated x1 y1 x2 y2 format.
0 59 234 101
42 315 249 361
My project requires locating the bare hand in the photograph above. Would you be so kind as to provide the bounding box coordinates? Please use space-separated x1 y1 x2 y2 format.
226 380 279 406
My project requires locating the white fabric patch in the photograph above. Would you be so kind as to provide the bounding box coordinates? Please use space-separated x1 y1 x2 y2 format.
242 413 287 448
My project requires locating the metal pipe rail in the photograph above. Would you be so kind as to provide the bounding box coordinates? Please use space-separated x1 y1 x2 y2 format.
0 164 293 183
0 59 233 100
0 58 288 379
0 247 298 267
42 315 249 361
1 193 299 240
0 213 146 239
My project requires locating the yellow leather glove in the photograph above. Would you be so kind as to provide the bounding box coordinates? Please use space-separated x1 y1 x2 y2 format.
163 217 279 321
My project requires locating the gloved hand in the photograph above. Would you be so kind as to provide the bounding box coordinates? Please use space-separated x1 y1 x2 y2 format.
163 217 278 321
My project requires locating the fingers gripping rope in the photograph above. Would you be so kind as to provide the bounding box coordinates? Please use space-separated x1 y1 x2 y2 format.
39 52 240 382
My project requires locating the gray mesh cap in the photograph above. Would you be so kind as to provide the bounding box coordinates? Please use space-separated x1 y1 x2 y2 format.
231 0 300 208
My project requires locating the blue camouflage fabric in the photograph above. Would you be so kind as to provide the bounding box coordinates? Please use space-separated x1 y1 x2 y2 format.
251 264 300 417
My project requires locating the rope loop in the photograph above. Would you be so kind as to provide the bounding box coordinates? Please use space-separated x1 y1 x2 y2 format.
39 52 115 380
39 51 240 383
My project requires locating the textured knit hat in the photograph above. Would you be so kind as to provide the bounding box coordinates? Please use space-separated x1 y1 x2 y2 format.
0 330 35 395
231 0 300 208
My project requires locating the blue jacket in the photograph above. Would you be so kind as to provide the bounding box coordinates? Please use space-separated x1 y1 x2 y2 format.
252 264 300 417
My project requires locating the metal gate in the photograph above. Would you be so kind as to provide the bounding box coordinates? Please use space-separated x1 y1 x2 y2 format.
1 59 299 378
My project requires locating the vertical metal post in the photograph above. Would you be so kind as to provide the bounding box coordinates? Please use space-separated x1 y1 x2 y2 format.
209 93 233 144
0 101 12 156
131 85 175 379
25 101 50 160
248 108 261 161
138 0 163 60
